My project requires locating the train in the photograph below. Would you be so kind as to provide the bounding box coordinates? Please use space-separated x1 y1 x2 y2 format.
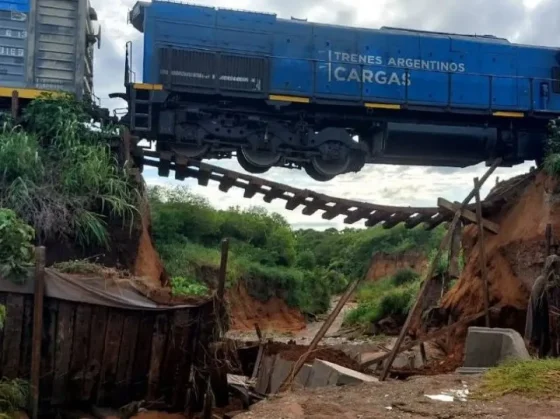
2 0 560 182
0 0 100 108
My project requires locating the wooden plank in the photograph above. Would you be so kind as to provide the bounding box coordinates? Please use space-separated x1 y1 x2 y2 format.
2 294 24 379
39 300 58 404
114 314 140 406
19 295 34 380
31 246 46 419
83 306 108 401
160 310 190 405
475 177 491 327
97 310 125 405
52 302 75 405
171 310 193 410
69 304 92 401
437 197 500 234
131 313 155 401
147 313 169 401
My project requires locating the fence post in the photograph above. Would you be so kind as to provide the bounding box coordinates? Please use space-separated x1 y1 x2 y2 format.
30 246 46 419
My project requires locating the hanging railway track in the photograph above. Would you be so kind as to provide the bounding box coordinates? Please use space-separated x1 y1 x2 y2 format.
137 147 536 230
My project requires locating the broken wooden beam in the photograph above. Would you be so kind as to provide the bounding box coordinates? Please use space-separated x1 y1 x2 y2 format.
437 197 500 234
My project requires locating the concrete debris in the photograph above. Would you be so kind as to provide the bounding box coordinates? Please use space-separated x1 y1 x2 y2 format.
255 355 377 395
457 326 530 373
308 359 378 388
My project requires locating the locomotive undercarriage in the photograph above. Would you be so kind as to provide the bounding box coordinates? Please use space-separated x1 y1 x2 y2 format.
154 102 370 181
129 89 547 181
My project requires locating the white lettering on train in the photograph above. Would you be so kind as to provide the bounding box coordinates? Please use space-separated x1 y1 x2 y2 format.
328 50 466 85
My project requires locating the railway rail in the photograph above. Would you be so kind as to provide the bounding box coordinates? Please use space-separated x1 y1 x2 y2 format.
138 148 536 230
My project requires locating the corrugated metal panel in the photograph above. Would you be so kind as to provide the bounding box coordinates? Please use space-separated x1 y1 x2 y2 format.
33 0 79 92
0 9 28 87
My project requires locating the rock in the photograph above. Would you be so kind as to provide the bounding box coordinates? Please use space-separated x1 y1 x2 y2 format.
457 326 530 373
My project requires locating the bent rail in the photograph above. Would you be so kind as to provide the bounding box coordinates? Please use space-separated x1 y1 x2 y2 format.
140 149 535 230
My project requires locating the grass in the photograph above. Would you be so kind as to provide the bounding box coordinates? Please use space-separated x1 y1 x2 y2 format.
343 270 421 327
0 378 28 419
477 358 560 399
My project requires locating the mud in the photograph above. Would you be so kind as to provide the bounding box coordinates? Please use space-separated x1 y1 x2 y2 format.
132 189 169 287
265 342 361 371
235 373 560 419
366 250 428 282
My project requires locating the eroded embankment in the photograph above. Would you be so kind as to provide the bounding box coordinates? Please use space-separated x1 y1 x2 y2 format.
441 170 557 353
366 250 428 282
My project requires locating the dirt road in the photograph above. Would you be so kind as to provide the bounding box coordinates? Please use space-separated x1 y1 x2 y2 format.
236 374 560 418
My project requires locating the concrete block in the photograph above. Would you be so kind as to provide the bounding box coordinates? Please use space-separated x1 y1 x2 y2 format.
308 359 377 388
308 358 334 388
269 356 295 394
294 363 312 388
255 355 274 394
460 327 530 371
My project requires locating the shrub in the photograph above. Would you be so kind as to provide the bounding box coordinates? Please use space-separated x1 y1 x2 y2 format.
0 95 139 249
392 268 420 286
0 209 34 282
170 276 209 297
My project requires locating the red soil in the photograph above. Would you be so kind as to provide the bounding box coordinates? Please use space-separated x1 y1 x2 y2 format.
440 170 559 354
226 281 306 333
366 251 428 282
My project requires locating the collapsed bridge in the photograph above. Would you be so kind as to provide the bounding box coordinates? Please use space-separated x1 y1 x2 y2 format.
137 144 536 230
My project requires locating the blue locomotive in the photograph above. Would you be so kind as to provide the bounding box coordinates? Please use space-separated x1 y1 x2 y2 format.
126 0 560 181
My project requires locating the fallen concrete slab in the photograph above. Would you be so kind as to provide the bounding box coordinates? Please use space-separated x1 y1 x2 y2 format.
308 359 378 388
255 355 274 394
269 356 293 394
457 326 530 373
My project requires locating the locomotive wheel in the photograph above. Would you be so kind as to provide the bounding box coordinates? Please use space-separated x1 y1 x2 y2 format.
309 154 350 179
309 141 351 179
304 163 336 182
236 147 281 174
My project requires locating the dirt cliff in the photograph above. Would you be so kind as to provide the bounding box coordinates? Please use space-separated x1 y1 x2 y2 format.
227 281 306 333
366 250 428 281
441 170 555 342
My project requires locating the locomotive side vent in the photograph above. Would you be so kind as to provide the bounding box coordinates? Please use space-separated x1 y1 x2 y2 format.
158 47 268 93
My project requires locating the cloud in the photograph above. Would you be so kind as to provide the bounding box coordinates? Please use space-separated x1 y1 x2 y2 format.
89 0 550 229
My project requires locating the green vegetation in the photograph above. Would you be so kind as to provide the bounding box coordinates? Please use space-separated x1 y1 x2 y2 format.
170 276 209 297
344 269 421 326
477 358 560 399
150 185 444 314
0 209 34 282
344 246 461 327
0 94 139 250
0 378 28 419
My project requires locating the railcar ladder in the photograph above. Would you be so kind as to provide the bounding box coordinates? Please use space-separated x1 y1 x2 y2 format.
129 87 153 132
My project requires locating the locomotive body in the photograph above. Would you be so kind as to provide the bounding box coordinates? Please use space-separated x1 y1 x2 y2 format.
128 0 560 180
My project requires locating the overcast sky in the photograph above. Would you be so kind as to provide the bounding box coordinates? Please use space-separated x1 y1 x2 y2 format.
89 0 556 230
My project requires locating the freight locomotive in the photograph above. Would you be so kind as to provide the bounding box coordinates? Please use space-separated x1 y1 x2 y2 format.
2 0 560 182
